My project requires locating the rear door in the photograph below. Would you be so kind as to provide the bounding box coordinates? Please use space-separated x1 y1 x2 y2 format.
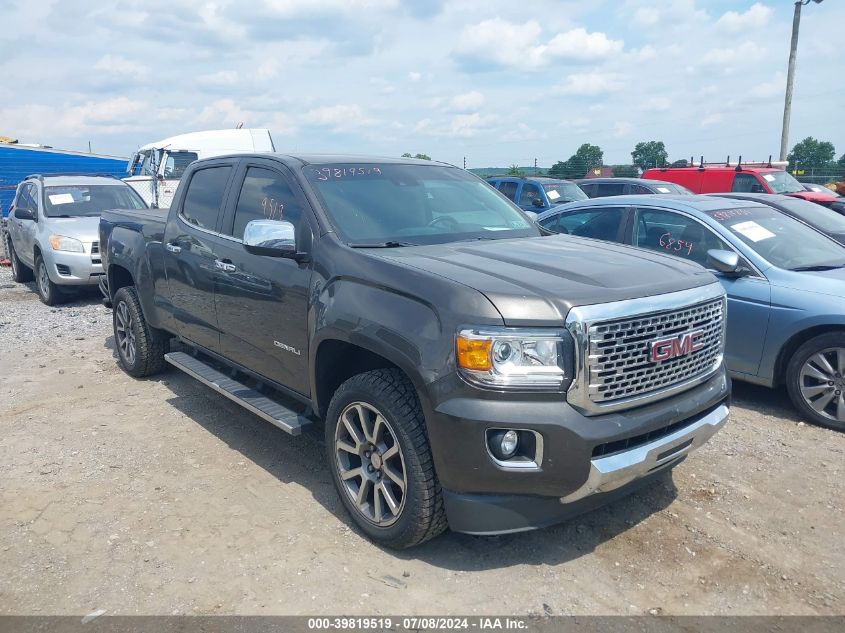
630 206 772 375
162 161 236 353
15 184 39 267
213 159 314 395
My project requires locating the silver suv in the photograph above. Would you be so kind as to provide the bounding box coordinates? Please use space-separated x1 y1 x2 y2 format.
4 174 147 305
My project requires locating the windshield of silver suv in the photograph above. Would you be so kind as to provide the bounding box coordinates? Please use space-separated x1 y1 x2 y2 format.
305 163 539 245
542 181 588 203
706 206 845 271
43 185 147 217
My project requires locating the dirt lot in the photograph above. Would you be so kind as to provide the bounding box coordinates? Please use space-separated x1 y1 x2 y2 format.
0 264 842 617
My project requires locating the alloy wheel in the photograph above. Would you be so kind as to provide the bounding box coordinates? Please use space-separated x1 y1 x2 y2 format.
798 347 845 423
38 262 50 297
334 402 407 527
115 301 137 366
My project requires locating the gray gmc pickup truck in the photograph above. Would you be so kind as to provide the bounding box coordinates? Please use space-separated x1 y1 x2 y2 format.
99 154 730 548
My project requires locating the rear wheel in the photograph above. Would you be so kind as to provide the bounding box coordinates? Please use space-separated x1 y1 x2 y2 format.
786 332 845 431
35 256 63 305
7 237 33 283
112 286 168 377
326 369 447 548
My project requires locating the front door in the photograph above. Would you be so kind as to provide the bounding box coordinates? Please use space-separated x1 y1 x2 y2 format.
162 163 235 353
213 161 313 395
631 206 772 375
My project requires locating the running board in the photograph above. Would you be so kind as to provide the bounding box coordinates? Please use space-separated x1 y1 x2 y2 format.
164 351 312 436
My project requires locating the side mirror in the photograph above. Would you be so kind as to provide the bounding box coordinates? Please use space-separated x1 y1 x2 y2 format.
15 207 35 221
532 197 545 208
707 249 742 275
243 219 307 261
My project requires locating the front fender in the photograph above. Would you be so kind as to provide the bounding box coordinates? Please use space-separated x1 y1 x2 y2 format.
759 309 845 385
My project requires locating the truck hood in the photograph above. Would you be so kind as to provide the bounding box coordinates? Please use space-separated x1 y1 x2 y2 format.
371 235 717 326
44 216 101 243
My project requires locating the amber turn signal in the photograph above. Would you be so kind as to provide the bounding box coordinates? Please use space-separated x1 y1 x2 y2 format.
456 335 493 371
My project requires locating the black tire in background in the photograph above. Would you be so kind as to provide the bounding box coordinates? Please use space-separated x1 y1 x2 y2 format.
112 286 169 378
35 255 63 306
786 332 845 432
7 237 34 283
325 368 447 548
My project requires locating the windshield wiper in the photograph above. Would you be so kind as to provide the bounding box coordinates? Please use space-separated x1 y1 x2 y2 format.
790 263 845 272
348 240 417 248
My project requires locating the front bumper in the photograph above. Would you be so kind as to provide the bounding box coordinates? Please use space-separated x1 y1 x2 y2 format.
425 368 730 534
43 248 103 286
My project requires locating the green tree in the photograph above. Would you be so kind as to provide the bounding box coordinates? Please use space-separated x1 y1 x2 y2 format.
838 153 845 167
786 137 836 170
402 152 431 160
611 164 638 178
506 164 524 176
631 141 669 170
671 159 689 168
548 143 604 179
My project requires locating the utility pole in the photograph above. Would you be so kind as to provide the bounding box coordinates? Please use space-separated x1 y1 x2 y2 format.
534 158 538 175
463 156 466 169
780 0 823 162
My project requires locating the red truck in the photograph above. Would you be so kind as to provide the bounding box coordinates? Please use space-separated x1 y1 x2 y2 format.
643 162 843 212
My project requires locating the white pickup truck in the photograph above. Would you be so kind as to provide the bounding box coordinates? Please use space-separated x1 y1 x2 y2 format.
124 128 275 207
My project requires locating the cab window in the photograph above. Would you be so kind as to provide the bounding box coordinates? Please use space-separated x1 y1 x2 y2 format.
634 207 732 267
518 183 542 207
181 166 232 231
732 173 766 193
228 167 303 240
497 181 518 201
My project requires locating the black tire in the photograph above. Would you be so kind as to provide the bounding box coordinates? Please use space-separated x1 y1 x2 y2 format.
35 255 63 306
112 286 168 378
325 368 447 548
786 332 845 432
7 237 34 283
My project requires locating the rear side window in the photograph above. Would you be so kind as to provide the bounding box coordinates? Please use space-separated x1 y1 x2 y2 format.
579 183 596 198
596 182 625 197
630 184 652 194
181 166 232 231
558 208 626 241
498 181 518 201
229 167 303 239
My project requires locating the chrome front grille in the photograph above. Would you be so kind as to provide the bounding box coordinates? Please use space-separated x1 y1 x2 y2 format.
586 298 724 405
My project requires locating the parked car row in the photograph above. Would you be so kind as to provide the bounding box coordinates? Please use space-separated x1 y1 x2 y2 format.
2 153 842 551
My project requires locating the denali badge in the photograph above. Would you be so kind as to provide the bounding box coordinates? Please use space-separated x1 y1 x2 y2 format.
650 329 705 363
274 340 302 356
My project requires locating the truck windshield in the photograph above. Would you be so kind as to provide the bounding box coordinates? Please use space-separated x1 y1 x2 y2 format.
706 206 845 271
44 185 147 217
543 182 588 203
304 164 539 245
762 170 804 194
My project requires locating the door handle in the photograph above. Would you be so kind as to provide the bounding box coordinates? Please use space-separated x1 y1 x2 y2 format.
215 259 236 272
165 243 182 253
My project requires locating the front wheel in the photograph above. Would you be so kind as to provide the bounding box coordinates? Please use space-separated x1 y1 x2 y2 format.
325 369 447 548
112 286 168 377
786 332 845 431
35 256 63 305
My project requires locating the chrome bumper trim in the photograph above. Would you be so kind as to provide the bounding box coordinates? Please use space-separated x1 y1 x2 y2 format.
560 403 729 503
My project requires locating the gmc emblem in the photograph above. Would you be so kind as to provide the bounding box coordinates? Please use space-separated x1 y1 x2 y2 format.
650 329 706 363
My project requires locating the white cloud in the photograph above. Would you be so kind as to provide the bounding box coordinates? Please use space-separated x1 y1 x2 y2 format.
701 41 766 65
448 113 496 138
643 96 672 112
613 121 633 137
302 104 377 129
632 7 660 27
408 71 422 82
455 18 623 69
553 72 624 96
627 0 708 29
450 91 485 112
93 55 150 81
748 72 786 100
262 0 398 17
701 113 723 127
716 3 772 32
198 70 240 87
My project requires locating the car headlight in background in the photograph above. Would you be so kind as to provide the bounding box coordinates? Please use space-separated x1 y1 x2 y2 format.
456 327 574 390
49 235 85 252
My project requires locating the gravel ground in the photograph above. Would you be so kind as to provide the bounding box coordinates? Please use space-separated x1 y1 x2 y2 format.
0 263 842 616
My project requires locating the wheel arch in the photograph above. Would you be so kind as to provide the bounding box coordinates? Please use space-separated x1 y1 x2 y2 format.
774 324 845 386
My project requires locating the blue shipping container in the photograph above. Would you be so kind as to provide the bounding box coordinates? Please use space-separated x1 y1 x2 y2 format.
0 144 127 216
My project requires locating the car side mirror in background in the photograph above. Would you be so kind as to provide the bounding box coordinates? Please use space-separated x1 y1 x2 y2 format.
14 207 35 221
707 249 742 275
243 219 308 262
532 198 545 208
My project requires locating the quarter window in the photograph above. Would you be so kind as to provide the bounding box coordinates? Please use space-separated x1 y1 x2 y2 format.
558 208 625 241
230 167 302 240
634 208 732 267
181 166 232 231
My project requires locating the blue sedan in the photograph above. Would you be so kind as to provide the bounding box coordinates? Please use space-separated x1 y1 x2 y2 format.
538 194 845 431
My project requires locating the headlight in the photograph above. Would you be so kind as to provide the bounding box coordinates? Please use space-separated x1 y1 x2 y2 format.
49 235 84 252
456 327 574 390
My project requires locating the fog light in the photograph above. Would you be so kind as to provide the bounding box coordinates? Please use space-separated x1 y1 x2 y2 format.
501 430 519 456
488 429 520 461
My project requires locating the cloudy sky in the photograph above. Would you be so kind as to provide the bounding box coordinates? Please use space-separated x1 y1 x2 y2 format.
1 0 843 167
